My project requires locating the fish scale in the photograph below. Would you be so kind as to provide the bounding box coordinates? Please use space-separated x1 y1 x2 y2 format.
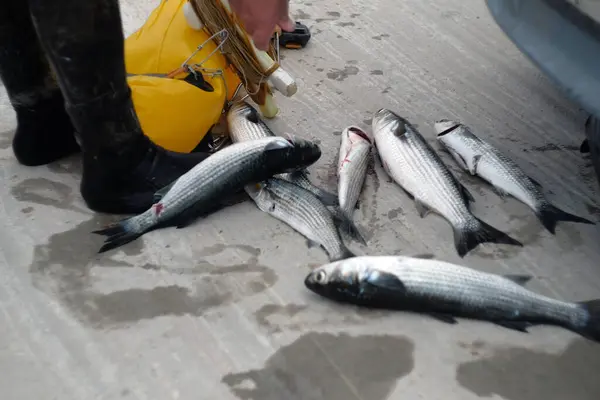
246 178 354 261
305 256 600 341
436 120 594 233
372 109 522 257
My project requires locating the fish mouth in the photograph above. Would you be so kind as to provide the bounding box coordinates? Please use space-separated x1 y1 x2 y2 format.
303 273 314 288
346 126 372 144
434 119 461 137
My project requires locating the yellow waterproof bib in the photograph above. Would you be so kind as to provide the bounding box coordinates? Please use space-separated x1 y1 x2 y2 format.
124 0 240 153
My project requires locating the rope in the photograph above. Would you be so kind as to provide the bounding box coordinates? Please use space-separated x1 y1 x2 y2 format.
188 0 279 105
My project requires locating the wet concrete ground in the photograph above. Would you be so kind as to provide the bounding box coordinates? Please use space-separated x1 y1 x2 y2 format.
1 0 600 399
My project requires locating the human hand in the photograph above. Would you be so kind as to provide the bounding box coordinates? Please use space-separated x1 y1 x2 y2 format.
229 0 295 51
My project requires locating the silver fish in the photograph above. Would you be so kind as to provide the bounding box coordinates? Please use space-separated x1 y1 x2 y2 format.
93 136 321 253
227 101 338 206
304 255 600 342
372 109 522 257
245 178 355 261
336 126 371 244
435 120 594 233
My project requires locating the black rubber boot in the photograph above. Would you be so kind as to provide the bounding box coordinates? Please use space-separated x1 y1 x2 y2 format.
0 1 80 166
28 0 211 214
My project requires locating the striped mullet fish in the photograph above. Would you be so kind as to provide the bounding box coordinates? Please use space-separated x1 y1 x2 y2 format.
336 126 371 244
435 120 594 233
246 178 355 261
372 109 522 257
305 255 600 342
227 101 338 206
93 136 321 253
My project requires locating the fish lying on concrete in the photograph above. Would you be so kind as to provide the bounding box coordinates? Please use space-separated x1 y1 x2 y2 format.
435 119 594 233
304 255 600 342
246 178 356 261
227 101 338 206
372 108 522 257
336 126 371 243
93 136 321 253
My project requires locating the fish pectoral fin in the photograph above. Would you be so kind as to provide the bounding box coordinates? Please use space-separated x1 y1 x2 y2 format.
306 239 320 248
469 155 482 175
414 199 431 218
449 148 470 172
391 123 408 138
428 313 458 324
503 274 533 286
245 105 261 123
493 320 531 333
153 180 176 202
411 253 436 259
580 138 590 154
364 271 406 292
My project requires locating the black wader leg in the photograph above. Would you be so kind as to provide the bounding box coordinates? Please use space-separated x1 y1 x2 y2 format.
0 1 80 166
27 0 211 214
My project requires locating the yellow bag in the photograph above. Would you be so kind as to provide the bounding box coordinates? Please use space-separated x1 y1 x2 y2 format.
124 0 241 153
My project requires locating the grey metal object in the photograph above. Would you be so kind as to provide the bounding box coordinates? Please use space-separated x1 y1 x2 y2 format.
486 0 600 119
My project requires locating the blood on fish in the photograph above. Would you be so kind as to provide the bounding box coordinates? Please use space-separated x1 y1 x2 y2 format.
153 203 164 216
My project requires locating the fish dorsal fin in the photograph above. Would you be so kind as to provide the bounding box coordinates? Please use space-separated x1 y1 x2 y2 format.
153 181 176 202
364 270 407 292
528 176 543 190
245 105 261 124
470 155 482 175
264 138 293 151
494 320 532 333
503 274 532 286
460 184 475 203
491 185 510 198
392 122 407 138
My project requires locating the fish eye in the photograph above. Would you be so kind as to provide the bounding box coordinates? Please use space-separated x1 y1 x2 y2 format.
314 270 327 284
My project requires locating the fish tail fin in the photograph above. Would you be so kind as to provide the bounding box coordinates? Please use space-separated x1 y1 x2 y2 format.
453 218 523 257
535 203 595 234
576 300 600 342
92 217 147 254
314 187 339 207
333 207 367 245
331 246 356 262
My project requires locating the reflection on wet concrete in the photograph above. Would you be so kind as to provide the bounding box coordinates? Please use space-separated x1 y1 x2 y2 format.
28 217 277 328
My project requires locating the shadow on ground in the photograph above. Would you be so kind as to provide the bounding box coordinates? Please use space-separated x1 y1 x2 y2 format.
456 338 600 400
222 332 414 400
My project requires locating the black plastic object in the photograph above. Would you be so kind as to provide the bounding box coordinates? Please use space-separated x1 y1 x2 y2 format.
184 70 214 92
278 21 311 49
